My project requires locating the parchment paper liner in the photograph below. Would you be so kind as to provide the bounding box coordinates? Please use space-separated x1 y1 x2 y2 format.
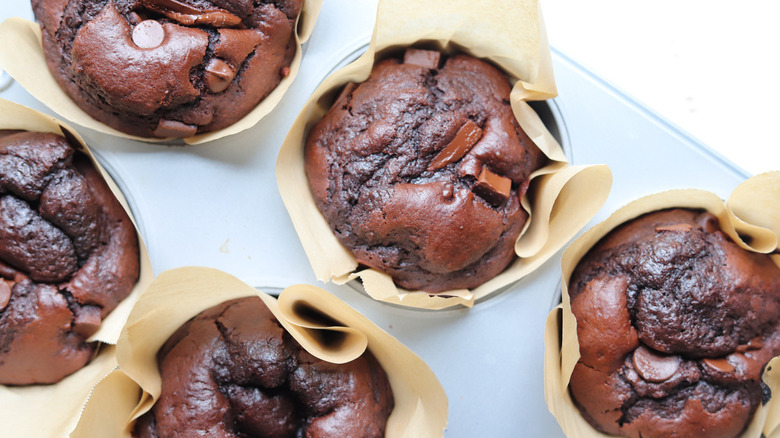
0 98 153 436
71 267 448 437
543 171 780 437
276 0 612 310
0 0 322 145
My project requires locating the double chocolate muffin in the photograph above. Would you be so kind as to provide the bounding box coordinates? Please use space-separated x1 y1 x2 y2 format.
568 209 780 438
32 0 304 138
305 49 546 292
0 131 139 385
133 296 394 438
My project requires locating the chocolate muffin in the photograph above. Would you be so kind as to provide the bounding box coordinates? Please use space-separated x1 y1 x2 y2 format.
133 296 394 438
568 208 780 438
0 130 139 385
305 49 546 292
32 0 304 138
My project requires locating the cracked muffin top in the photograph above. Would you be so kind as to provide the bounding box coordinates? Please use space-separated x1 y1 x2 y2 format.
31 0 304 138
305 49 546 293
568 208 780 438
133 296 394 438
0 130 139 385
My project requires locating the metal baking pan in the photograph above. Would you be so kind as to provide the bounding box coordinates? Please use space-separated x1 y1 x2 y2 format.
0 1 749 436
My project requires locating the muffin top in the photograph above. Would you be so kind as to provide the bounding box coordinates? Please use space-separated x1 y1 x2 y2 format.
32 0 304 138
133 296 394 438
568 208 780 438
0 131 139 384
305 49 545 292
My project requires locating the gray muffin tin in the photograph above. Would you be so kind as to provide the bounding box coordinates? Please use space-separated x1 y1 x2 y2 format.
0 1 749 436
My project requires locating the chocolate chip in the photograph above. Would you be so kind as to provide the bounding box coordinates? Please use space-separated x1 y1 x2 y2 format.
632 345 680 382
748 337 765 350
132 20 165 49
204 58 236 93
655 223 694 233
428 120 483 171
72 306 102 338
403 48 441 69
153 119 198 138
0 260 19 280
141 0 241 27
0 281 11 311
473 167 511 206
703 357 735 373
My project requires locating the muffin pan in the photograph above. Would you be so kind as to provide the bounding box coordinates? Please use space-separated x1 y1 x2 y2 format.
0 0 751 436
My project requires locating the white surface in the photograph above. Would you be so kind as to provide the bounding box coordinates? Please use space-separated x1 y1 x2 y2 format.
543 0 780 175
0 2 766 437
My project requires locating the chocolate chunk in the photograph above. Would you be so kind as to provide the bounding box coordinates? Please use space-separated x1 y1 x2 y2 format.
473 167 511 206
153 119 198 138
458 159 481 178
703 357 735 373
748 337 764 350
215 29 263 66
132 20 165 49
632 345 680 382
428 120 483 171
204 59 236 93
403 48 441 69
141 0 200 15
655 223 694 233
141 0 242 27
0 260 19 280
0 280 10 311
72 305 102 338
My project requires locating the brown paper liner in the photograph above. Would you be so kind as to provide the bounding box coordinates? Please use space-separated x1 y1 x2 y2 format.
544 172 780 437
72 267 448 437
276 0 612 310
0 0 322 145
0 98 153 436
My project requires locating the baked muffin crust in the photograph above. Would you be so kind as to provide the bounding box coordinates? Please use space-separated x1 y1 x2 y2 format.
305 50 545 292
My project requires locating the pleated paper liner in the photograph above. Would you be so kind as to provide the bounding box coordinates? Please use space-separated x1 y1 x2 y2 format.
0 0 322 145
71 267 448 438
277 0 612 310
544 172 780 437
0 99 153 437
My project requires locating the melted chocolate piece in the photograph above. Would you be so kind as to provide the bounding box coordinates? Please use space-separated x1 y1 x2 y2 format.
632 345 680 382
204 58 236 93
428 120 483 171
403 48 441 69
0 281 10 310
132 20 165 49
140 0 242 27
703 357 735 373
154 119 198 138
473 167 512 206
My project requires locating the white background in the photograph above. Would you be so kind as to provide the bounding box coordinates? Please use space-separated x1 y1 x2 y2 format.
543 0 780 175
